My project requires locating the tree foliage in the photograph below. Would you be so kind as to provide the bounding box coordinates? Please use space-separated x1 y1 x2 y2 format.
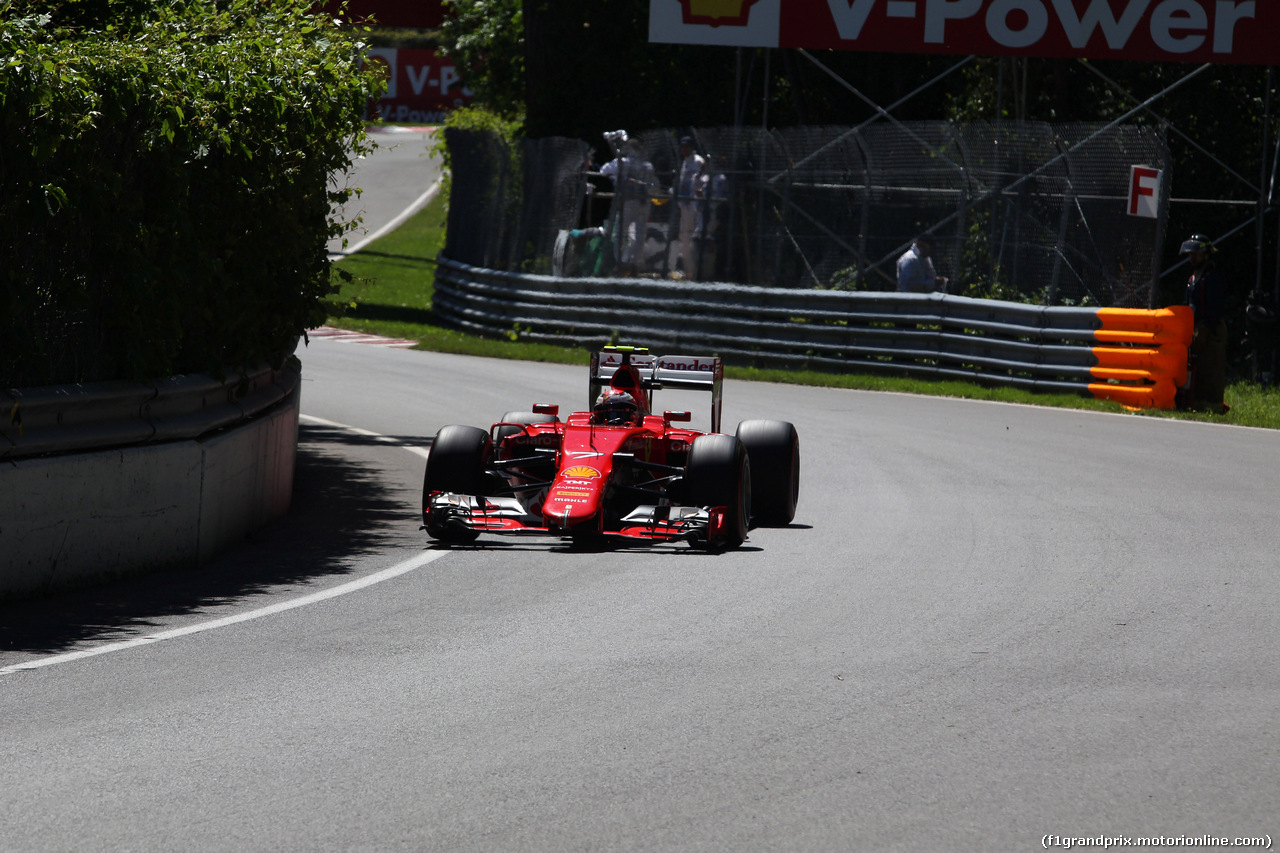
946 57 1274 308
0 0 385 386
439 0 524 121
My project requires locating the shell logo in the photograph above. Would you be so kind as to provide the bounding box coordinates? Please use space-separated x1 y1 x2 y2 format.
679 0 760 27
562 466 602 479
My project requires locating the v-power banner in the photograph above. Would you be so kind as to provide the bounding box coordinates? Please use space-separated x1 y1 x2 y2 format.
650 0 1277 65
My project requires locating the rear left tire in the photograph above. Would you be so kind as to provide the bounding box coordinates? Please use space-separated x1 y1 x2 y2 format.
494 411 557 447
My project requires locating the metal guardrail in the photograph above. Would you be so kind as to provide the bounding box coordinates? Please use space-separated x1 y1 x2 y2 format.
1 355 301 461
435 255 1191 409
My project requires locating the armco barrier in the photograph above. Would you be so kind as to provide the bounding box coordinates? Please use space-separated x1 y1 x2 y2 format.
434 256 1192 410
0 358 301 601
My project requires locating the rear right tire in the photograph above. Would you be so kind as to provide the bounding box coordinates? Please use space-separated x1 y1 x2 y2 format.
735 419 800 527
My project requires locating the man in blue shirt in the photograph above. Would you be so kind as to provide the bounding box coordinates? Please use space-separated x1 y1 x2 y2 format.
896 235 948 293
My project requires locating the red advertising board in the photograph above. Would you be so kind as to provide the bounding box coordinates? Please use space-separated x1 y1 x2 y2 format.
650 0 1279 65
365 48 472 123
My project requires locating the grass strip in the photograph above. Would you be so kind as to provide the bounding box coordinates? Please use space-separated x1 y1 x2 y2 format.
327 192 1280 429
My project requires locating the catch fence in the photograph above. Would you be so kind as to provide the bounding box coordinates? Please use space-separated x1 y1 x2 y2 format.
444 122 1170 308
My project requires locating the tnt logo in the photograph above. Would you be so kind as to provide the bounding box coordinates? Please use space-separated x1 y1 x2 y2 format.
678 0 760 27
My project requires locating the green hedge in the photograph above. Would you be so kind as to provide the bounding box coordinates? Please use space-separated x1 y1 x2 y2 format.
0 0 384 386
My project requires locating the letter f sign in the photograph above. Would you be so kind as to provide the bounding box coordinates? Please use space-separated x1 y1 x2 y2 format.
1128 165 1161 218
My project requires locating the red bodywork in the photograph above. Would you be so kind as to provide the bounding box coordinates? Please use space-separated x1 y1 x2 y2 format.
475 414 709 540
423 349 732 545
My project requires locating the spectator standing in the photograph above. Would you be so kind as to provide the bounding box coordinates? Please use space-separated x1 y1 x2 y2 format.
1180 233 1229 413
691 154 728 280
600 130 656 275
1245 288 1278 385
673 136 705 279
896 236 948 293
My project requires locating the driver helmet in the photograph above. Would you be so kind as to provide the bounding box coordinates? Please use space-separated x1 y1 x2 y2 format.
1179 234 1216 256
593 390 639 426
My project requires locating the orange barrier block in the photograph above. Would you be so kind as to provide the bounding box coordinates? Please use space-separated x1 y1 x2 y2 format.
1089 366 1164 383
1095 306 1194 345
1088 308 1192 408
1092 343 1189 386
1088 380 1178 410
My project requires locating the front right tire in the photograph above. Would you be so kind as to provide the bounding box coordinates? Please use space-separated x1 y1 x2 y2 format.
684 433 751 549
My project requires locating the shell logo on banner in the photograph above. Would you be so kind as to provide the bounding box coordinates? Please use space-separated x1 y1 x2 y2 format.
562 466 602 480
679 0 761 27
649 0 780 46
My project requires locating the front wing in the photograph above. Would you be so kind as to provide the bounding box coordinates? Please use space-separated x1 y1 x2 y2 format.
425 494 732 546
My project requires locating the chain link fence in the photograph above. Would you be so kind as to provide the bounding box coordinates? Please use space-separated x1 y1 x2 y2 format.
443 121 1170 308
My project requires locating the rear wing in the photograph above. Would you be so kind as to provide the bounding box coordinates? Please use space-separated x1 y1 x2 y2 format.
589 347 724 433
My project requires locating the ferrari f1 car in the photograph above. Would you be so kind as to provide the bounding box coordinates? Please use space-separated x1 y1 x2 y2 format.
421 347 800 550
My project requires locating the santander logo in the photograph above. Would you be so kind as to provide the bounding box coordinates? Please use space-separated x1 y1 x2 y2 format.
678 0 761 27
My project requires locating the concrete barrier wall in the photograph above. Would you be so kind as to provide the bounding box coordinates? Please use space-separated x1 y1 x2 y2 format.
196 386 299 565
0 385 299 602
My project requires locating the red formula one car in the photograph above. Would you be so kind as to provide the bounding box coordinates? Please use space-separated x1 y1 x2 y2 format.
421 347 800 550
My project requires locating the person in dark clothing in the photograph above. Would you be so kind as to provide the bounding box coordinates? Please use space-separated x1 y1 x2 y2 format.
1180 234 1229 413
1245 288 1279 385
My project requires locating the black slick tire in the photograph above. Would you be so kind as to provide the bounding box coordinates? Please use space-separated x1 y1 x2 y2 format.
735 419 799 527
684 433 751 549
423 424 492 543
494 411 557 447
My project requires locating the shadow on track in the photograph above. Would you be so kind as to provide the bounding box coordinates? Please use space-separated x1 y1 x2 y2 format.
0 424 427 657
302 422 430 452
426 538 765 556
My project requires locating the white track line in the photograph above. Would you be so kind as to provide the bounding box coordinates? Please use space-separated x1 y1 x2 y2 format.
1 417 437 676
0 552 447 676
300 413 431 460
329 178 442 261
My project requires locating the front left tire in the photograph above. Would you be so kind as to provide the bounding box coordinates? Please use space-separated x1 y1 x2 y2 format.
423 424 492 543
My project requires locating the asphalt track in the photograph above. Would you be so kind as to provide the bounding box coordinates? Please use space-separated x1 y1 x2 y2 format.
2 136 1277 852
326 126 441 258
